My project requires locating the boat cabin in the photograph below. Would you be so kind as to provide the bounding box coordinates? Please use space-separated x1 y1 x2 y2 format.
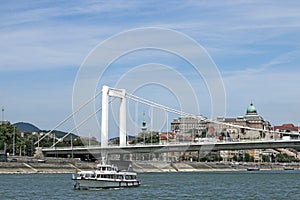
96 164 118 172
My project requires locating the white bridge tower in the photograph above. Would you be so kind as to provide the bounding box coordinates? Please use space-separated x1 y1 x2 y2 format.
101 85 127 147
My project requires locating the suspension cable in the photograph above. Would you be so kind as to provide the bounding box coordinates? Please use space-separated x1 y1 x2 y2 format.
44 86 282 148
125 93 207 120
50 107 102 148
35 91 103 145
126 92 274 133
51 97 116 148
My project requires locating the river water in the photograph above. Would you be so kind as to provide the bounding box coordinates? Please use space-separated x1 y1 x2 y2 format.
0 171 299 200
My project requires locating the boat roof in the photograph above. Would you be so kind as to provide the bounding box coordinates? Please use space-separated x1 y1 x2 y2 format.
97 164 114 167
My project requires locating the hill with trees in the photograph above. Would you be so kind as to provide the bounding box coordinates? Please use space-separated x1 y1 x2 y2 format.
0 122 83 156
13 122 41 133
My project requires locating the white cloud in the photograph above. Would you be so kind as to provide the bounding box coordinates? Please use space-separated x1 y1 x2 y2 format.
222 50 300 77
0 24 120 71
223 56 300 125
1 1 300 71
1 0 300 131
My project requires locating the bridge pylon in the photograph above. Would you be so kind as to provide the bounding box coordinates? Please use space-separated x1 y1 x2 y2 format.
101 85 127 147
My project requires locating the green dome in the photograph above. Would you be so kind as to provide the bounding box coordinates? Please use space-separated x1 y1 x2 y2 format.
246 103 257 114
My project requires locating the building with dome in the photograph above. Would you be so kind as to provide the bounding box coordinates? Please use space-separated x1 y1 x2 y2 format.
216 102 273 162
171 102 272 142
216 102 272 137
247 103 257 114
170 102 273 162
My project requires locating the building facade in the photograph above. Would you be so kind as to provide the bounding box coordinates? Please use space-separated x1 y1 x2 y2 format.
274 124 300 133
216 103 272 140
170 103 272 162
171 103 272 141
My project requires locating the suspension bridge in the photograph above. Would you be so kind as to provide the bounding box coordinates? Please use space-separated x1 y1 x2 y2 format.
38 86 300 160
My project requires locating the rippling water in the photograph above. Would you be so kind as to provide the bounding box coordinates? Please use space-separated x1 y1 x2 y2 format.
1 171 299 200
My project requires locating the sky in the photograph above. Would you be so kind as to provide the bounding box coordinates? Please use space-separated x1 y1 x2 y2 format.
0 1 300 138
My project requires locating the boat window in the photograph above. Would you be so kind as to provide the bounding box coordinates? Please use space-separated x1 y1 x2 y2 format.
102 167 106 171
107 167 111 171
91 174 95 178
117 175 122 179
96 174 100 178
101 175 104 178
125 175 130 180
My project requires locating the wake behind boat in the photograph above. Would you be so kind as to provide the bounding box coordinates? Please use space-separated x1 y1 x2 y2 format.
72 162 140 190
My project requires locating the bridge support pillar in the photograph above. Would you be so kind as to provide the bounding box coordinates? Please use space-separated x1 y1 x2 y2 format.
101 85 109 147
119 89 126 147
101 85 127 148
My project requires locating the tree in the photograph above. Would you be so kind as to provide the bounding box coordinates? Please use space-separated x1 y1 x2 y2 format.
232 155 238 162
0 122 21 154
262 154 270 162
244 153 254 162
275 153 298 163
134 131 160 144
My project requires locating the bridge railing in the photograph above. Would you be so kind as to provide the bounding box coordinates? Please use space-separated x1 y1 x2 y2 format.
41 138 300 151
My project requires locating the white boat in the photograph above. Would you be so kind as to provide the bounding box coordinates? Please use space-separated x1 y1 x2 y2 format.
72 162 140 190
283 166 294 170
246 167 260 171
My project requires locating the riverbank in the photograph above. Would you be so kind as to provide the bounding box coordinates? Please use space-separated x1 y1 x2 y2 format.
131 161 300 173
0 157 95 174
0 157 299 174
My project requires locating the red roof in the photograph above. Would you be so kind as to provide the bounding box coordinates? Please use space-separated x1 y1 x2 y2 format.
160 135 168 140
274 124 299 131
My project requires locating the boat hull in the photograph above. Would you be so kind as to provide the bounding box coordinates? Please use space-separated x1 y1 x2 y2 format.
283 167 294 170
247 168 260 171
73 179 140 190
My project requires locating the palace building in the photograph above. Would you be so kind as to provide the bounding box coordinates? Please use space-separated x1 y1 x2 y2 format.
170 103 272 162
216 102 272 140
171 103 272 141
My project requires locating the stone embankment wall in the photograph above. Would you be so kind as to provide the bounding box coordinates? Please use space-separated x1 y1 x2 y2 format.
131 161 300 172
0 157 97 174
1 157 299 173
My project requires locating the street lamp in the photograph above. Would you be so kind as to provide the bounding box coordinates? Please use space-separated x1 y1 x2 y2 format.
298 121 300 139
4 142 6 154
71 134 73 159
13 126 15 156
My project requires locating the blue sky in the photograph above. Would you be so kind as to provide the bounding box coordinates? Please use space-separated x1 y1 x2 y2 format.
1 1 300 137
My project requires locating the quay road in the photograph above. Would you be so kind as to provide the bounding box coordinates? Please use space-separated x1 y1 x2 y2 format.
42 139 300 157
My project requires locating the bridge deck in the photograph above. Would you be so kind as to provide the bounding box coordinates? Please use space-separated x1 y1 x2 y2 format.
42 140 300 156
